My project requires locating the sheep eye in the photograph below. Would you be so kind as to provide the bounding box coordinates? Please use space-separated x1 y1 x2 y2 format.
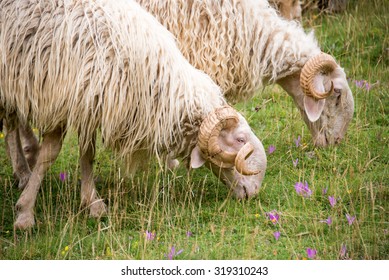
237 137 246 143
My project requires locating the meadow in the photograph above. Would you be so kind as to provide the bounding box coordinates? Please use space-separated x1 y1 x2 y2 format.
0 0 387 260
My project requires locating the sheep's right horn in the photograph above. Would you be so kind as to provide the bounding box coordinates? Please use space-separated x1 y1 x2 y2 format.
198 106 239 168
300 53 338 99
235 142 261 175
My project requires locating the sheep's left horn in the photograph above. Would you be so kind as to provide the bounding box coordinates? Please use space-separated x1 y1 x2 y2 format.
300 53 338 99
235 142 261 175
198 106 239 168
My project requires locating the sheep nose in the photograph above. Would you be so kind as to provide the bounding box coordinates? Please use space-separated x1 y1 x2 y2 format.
334 136 343 144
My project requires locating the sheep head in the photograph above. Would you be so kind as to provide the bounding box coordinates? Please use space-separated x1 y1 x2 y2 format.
190 106 267 199
278 53 354 147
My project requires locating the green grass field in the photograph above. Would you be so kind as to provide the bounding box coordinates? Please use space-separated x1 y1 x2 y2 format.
0 0 388 260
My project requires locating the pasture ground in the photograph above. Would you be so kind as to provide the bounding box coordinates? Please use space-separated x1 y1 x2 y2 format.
0 0 388 260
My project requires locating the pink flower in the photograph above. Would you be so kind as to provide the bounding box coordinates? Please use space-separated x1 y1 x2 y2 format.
346 214 356 225
268 145 276 154
320 216 332 226
59 172 67 182
186 231 192 237
273 231 281 241
294 135 301 147
166 246 183 260
145 230 155 241
306 248 317 259
267 210 279 225
328 196 336 207
322 187 328 195
293 158 299 167
340 244 347 259
295 181 312 197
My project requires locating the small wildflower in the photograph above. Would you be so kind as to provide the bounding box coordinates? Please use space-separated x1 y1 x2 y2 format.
145 230 155 241
0 132 4 139
306 248 317 259
347 189 352 194
273 231 281 241
294 135 301 147
346 214 356 225
292 158 299 167
267 210 279 225
59 172 67 182
328 196 336 207
340 244 347 259
320 216 332 226
186 231 192 238
322 187 328 195
268 145 276 154
165 246 183 260
254 213 260 218
294 181 312 197
64 245 69 252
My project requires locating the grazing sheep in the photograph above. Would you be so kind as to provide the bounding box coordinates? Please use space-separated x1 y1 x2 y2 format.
136 0 354 147
269 0 302 21
0 0 266 230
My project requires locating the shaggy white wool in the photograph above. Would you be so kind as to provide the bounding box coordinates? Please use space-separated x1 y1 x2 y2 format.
136 0 321 103
0 0 225 168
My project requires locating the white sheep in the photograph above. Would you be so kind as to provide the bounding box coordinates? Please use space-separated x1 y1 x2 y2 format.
0 0 267 230
136 0 354 147
269 0 302 21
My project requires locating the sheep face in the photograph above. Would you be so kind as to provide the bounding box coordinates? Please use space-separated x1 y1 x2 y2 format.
279 67 354 147
191 113 267 199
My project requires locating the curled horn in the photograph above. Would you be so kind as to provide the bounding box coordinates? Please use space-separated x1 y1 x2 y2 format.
300 53 338 99
235 142 261 175
198 106 239 168
198 106 260 175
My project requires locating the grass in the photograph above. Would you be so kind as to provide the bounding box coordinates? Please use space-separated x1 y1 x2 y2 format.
0 0 388 260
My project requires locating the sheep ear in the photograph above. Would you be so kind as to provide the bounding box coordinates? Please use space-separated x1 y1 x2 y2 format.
190 146 206 169
304 96 325 122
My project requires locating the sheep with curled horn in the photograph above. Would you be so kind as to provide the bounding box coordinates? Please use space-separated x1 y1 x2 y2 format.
135 0 354 147
0 0 266 230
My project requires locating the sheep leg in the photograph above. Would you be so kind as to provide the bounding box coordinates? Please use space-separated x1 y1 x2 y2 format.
14 127 65 230
19 123 40 170
4 120 31 190
80 134 107 217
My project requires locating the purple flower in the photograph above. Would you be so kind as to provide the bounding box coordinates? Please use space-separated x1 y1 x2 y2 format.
294 181 312 197
293 158 299 167
186 231 192 238
322 187 328 195
294 135 301 147
320 216 332 226
355 80 364 88
340 244 347 259
268 145 276 154
306 248 317 259
346 214 356 225
145 230 155 241
273 231 281 241
267 210 279 225
328 196 337 207
59 172 67 182
166 246 183 260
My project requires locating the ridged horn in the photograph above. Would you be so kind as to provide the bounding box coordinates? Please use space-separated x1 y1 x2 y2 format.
235 142 261 175
300 53 338 99
198 106 239 168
